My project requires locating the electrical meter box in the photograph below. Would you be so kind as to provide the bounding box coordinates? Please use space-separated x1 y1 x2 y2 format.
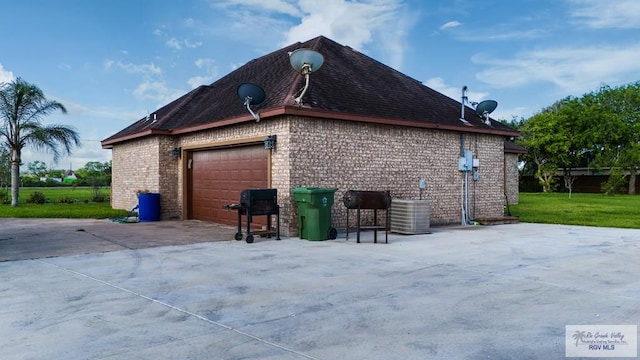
458 150 473 171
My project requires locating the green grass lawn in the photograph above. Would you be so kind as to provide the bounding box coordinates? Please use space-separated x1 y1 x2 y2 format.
2 188 640 227
510 192 640 229
0 187 129 219
12 187 101 202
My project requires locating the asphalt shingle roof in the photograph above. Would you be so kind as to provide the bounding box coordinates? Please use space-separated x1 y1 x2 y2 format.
504 140 527 154
102 36 518 146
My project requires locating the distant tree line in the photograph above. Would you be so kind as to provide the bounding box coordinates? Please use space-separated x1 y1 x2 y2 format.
508 81 640 196
17 160 112 187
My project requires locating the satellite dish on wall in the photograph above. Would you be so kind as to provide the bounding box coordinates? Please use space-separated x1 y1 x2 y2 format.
475 100 498 125
289 48 324 104
237 83 265 122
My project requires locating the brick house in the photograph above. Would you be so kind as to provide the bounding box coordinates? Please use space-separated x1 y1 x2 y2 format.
102 36 520 236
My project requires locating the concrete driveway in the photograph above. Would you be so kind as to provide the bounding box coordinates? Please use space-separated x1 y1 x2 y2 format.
1 220 639 359
0 218 237 261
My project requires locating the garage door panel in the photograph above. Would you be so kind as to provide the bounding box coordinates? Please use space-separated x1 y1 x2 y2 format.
189 145 268 225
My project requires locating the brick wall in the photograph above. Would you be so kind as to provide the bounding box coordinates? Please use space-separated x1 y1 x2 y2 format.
504 153 520 205
111 137 160 212
110 136 179 219
110 115 507 234
158 136 181 219
287 117 506 231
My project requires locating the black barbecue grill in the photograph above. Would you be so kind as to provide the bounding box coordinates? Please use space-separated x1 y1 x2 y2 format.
343 190 391 243
224 188 280 243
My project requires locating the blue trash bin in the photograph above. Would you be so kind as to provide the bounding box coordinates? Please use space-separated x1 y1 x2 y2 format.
138 193 161 221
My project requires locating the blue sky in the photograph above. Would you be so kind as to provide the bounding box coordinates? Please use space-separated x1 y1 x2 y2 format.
1 0 639 171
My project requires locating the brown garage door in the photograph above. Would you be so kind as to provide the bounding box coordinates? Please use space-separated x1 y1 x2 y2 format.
187 145 268 225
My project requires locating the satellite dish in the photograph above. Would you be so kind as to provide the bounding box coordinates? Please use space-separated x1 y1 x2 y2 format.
475 100 498 125
289 48 324 104
289 48 324 73
237 83 265 122
237 83 265 105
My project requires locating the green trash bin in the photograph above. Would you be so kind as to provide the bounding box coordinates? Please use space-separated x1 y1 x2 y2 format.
292 187 338 241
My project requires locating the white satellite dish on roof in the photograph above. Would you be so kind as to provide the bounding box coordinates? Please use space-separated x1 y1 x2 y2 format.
289 48 324 105
237 83 265 122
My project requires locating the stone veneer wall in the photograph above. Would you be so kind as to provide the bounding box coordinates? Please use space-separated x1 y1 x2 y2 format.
111 137 160 212
111 136 179 219
158 136 181 218
504 153 520 205
110 115 507 234
287 117 506 230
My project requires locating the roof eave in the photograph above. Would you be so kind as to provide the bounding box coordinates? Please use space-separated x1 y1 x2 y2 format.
279 106 521 137
101 128 172 149
504 146 528 154
102 106 520 148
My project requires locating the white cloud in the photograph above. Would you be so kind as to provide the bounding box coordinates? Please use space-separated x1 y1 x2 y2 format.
569 0 640 28
50 96 144 122
195 58 215 69
188 58 218 88
18 97 142 170
491 106 530 122
425 77 524 120
281 0 400 50
166 37 182 50
215 0 301 17
165 37 202 50
479 29 546 41
217 0 412 70
285 0 411 70
451 27 547 42
187 76 211 89
184 39 202 48
425 77 488 103
104 60 162 76
133 81 184 104
440 21 461 30
472 43 640 94
0 64 15 83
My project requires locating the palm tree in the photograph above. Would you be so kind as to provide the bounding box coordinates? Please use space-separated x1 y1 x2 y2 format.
0 78 80 206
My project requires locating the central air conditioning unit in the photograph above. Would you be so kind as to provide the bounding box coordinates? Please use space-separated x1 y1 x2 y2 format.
390 199 431 235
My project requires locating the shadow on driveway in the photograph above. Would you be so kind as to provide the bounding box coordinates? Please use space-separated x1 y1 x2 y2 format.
0 218 239 262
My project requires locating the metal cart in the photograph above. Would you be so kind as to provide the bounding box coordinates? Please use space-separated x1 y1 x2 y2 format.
224 188 280 243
